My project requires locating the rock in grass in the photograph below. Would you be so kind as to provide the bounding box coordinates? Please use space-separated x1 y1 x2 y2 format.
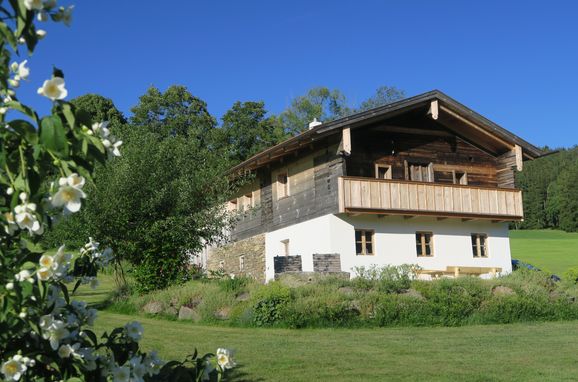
492 286 516 296
143 301 164 314
214 307 231 320
178 306 201 321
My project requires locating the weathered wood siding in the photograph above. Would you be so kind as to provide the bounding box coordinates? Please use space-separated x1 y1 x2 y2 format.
496 149 517 188
230 140 344 241
346 128 499 187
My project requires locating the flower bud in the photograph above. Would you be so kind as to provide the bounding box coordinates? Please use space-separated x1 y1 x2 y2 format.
8 79 20 88
6 187 13 195
6 282 14 290
36 30 47 39
10 62 18 72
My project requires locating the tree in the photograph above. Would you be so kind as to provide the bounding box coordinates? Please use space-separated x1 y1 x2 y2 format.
218 101 288 163
72 93 127 129
279 85 405 136
130 85 216 142
279 87 350 135
357 86 405 112
86 88 241 293
557 159 578 232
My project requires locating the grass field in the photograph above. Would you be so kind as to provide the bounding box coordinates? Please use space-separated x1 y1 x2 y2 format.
95 312 578 381
79 229 578 381
510 229 578 275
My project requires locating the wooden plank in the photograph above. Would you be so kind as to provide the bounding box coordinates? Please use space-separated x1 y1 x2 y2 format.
390 182 400 209
342 127 352 155
361 180 371 208
400 183 410 209
370 181 380 209
350 180 361 207
514 144 523 171
434 185 445 211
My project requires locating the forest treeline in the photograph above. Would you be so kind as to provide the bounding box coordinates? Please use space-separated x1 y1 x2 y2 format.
516 146 578 232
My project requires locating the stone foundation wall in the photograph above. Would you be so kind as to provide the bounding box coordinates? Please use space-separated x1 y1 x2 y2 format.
313 253 341 272
207 234 266 283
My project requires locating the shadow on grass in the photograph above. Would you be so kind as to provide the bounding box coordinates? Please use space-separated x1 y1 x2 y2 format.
226 366 266 382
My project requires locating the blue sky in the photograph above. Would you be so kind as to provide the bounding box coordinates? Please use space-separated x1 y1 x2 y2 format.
18 0 578 148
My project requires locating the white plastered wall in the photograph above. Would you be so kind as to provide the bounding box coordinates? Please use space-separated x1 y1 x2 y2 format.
265 214 512 281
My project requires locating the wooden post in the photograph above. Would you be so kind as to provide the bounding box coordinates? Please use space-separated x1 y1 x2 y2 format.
514 144 523 171
342 127 351 156
428 100 439 120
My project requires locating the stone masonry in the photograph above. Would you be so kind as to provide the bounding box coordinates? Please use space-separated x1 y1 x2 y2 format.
207 234 266 283
273 255 303 274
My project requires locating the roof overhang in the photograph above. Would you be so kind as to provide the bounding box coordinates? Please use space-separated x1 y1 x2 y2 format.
229 90 545 173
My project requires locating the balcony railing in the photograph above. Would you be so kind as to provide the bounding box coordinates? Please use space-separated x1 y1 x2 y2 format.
337 177 523 221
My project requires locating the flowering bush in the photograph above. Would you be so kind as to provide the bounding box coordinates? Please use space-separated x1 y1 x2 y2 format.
0 1 234 381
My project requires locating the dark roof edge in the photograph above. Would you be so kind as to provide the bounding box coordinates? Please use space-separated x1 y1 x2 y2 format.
229 90 544 173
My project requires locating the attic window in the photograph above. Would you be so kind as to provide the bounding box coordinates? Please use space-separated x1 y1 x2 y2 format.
375 164 392 180
277 172 289 199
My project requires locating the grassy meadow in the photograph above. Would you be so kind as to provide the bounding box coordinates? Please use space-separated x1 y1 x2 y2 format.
510 229 578 275
72 229 578 381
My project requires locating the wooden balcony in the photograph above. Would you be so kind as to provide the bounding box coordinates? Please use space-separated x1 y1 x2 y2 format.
337 177 524 221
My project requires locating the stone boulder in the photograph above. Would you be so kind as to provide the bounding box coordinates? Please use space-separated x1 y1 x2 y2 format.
214 307 231 320
178 306 200 322
142 301 164 314
492 286 516 296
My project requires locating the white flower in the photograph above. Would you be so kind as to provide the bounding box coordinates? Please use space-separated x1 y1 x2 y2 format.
61 5 73 26
144 350 164 375
5 282 14 290
51 174 86 213
14 201 43 235
91 121 110 138
216 348 236 370
4 212 18 235
37 267 53 281
130 357 146 382
6 187 14 195
15 270 33 283
16 61 30 80
10 62 18 72
23 0 43 10
37 77 67 101
112 365 130 382
18 311 26 319
39 254 54 269
1 355 27 381
37 10 48 21
42 319 69 350
124 321 143 342
36 29 47 39
57 343 79 358
39 315 54 330
8 79 19 88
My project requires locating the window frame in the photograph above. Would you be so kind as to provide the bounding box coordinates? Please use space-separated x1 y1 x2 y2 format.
416 231 434 257
281 239 290 257
471 233 489 258
277 172 289 199
374 163 392 180
405 161 434 182
355 229 375 256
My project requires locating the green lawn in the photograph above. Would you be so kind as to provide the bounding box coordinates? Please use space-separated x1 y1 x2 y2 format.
510 229 578 275
84 230 578 381
95 312 578 381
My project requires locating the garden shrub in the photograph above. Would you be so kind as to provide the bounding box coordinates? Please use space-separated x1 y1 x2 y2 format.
352 264 419 292
564 267 578 284
218 275 252 293
132 249 191 294
374 294 435 326
252 282 292 326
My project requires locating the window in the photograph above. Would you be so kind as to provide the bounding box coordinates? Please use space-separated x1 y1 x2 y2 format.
355 229 374 256
239 255 245 271
416 232 433 257
277 172 289 199
375 163 392 179
454 171 468 185
406 161 433 182
471 233 488 258
281 239 290 256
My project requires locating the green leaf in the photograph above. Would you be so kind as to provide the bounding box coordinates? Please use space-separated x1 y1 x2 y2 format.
61 103 76 128
9 119 38 143
5 101 40 124
0 22 17 50
40 115 69 157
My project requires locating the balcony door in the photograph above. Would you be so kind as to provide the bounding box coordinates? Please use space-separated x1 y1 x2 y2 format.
405 161 433 182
